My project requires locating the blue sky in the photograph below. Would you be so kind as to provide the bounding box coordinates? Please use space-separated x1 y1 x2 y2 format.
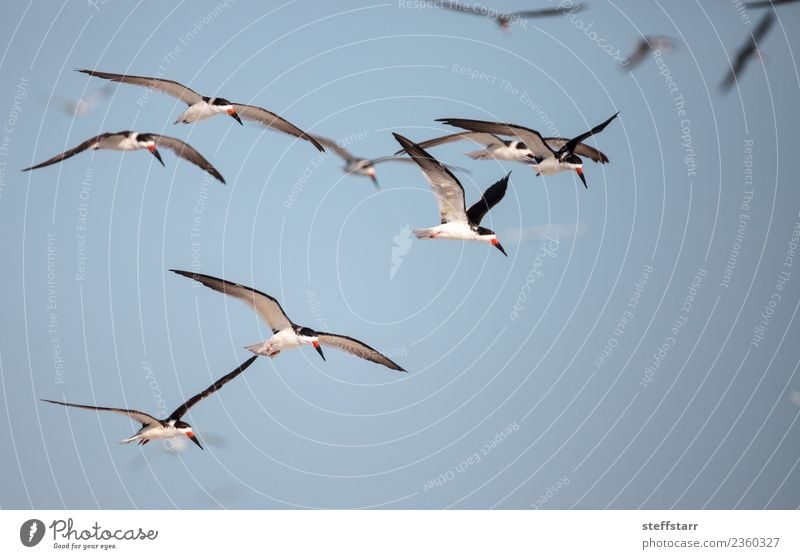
1 0 799 509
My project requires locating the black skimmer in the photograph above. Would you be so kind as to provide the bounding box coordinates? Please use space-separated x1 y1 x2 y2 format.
622 36 676 71
47 84 113 117
312 134 418 188
392 133 509 256
313 134 468 188
41 355 258 449
437 1 585 31
436 113 619 188
720 12 775 92
22 131 226 183
170 270 406 372
77 69 324 152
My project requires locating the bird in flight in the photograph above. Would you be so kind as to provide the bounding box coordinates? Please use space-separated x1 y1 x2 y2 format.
436 112 619 188
393 133 510 256
312 134 419 188
41 355 258 449
395 129 607 166
78 69 324 152
170 270 406 372
313 134 468 188
46 84 113 117
436 1 585 31
720 12 775 92
22 130 226 183
622 36 676 71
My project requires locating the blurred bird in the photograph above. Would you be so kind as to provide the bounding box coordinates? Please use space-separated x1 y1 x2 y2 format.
45 84 113 117
720 12 775 92
437 1 585 31
622 36 676 71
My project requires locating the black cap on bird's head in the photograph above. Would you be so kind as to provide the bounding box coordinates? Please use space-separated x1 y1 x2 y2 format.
137 134 164 167
297 326 326 361
213 97 242 125
175 420 203 450
477 226 507 257
563 153 587 188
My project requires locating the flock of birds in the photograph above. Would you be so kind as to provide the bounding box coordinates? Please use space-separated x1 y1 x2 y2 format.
32 0 791 451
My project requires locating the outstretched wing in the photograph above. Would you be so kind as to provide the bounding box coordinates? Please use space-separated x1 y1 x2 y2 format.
436 118 555 160
466 172 511 225
41 399 160 427
316 332 406 372
77 69 203 105
170 270 295 333
510 4 586 18
22 133 116 171
394 131 504 155
230 103 324 151
392 133 467 224
545 137 609 163
147 134 226 184
556 112 619 158
168 355 258 421
310 135 357 162
721 12 774 92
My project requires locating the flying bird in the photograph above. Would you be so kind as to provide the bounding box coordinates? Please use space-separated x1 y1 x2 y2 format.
436 112 619 188
170 270 406 372
314 134 468 188
720 11 775 92
41 355 258 449
77 69 324 152
622 36 676 71
437 1 585 31
21 131 226 183
393 133 509 256
312 134 418 188
395 130 608 165
46 84 113 117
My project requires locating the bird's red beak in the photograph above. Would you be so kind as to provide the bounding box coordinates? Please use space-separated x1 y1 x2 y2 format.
228 108 243 125
312 340 326 361
576 167 587 189
147 145 155 153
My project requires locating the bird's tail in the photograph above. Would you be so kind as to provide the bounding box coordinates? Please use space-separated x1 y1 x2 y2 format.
244 342 268 355
465 150 494 160
119 435 139 445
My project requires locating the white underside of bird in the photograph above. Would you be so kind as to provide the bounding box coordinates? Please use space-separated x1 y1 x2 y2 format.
466 143 531 162
119 421 191 445
531 157 582 176
175 100 233 124
414 221 496 244
245 328 319 357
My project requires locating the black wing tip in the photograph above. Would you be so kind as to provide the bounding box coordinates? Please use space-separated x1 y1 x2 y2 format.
170 268 196 279
210 170 226 184
308 136 326 152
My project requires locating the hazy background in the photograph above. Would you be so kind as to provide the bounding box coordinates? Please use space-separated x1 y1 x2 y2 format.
1 0 799 509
